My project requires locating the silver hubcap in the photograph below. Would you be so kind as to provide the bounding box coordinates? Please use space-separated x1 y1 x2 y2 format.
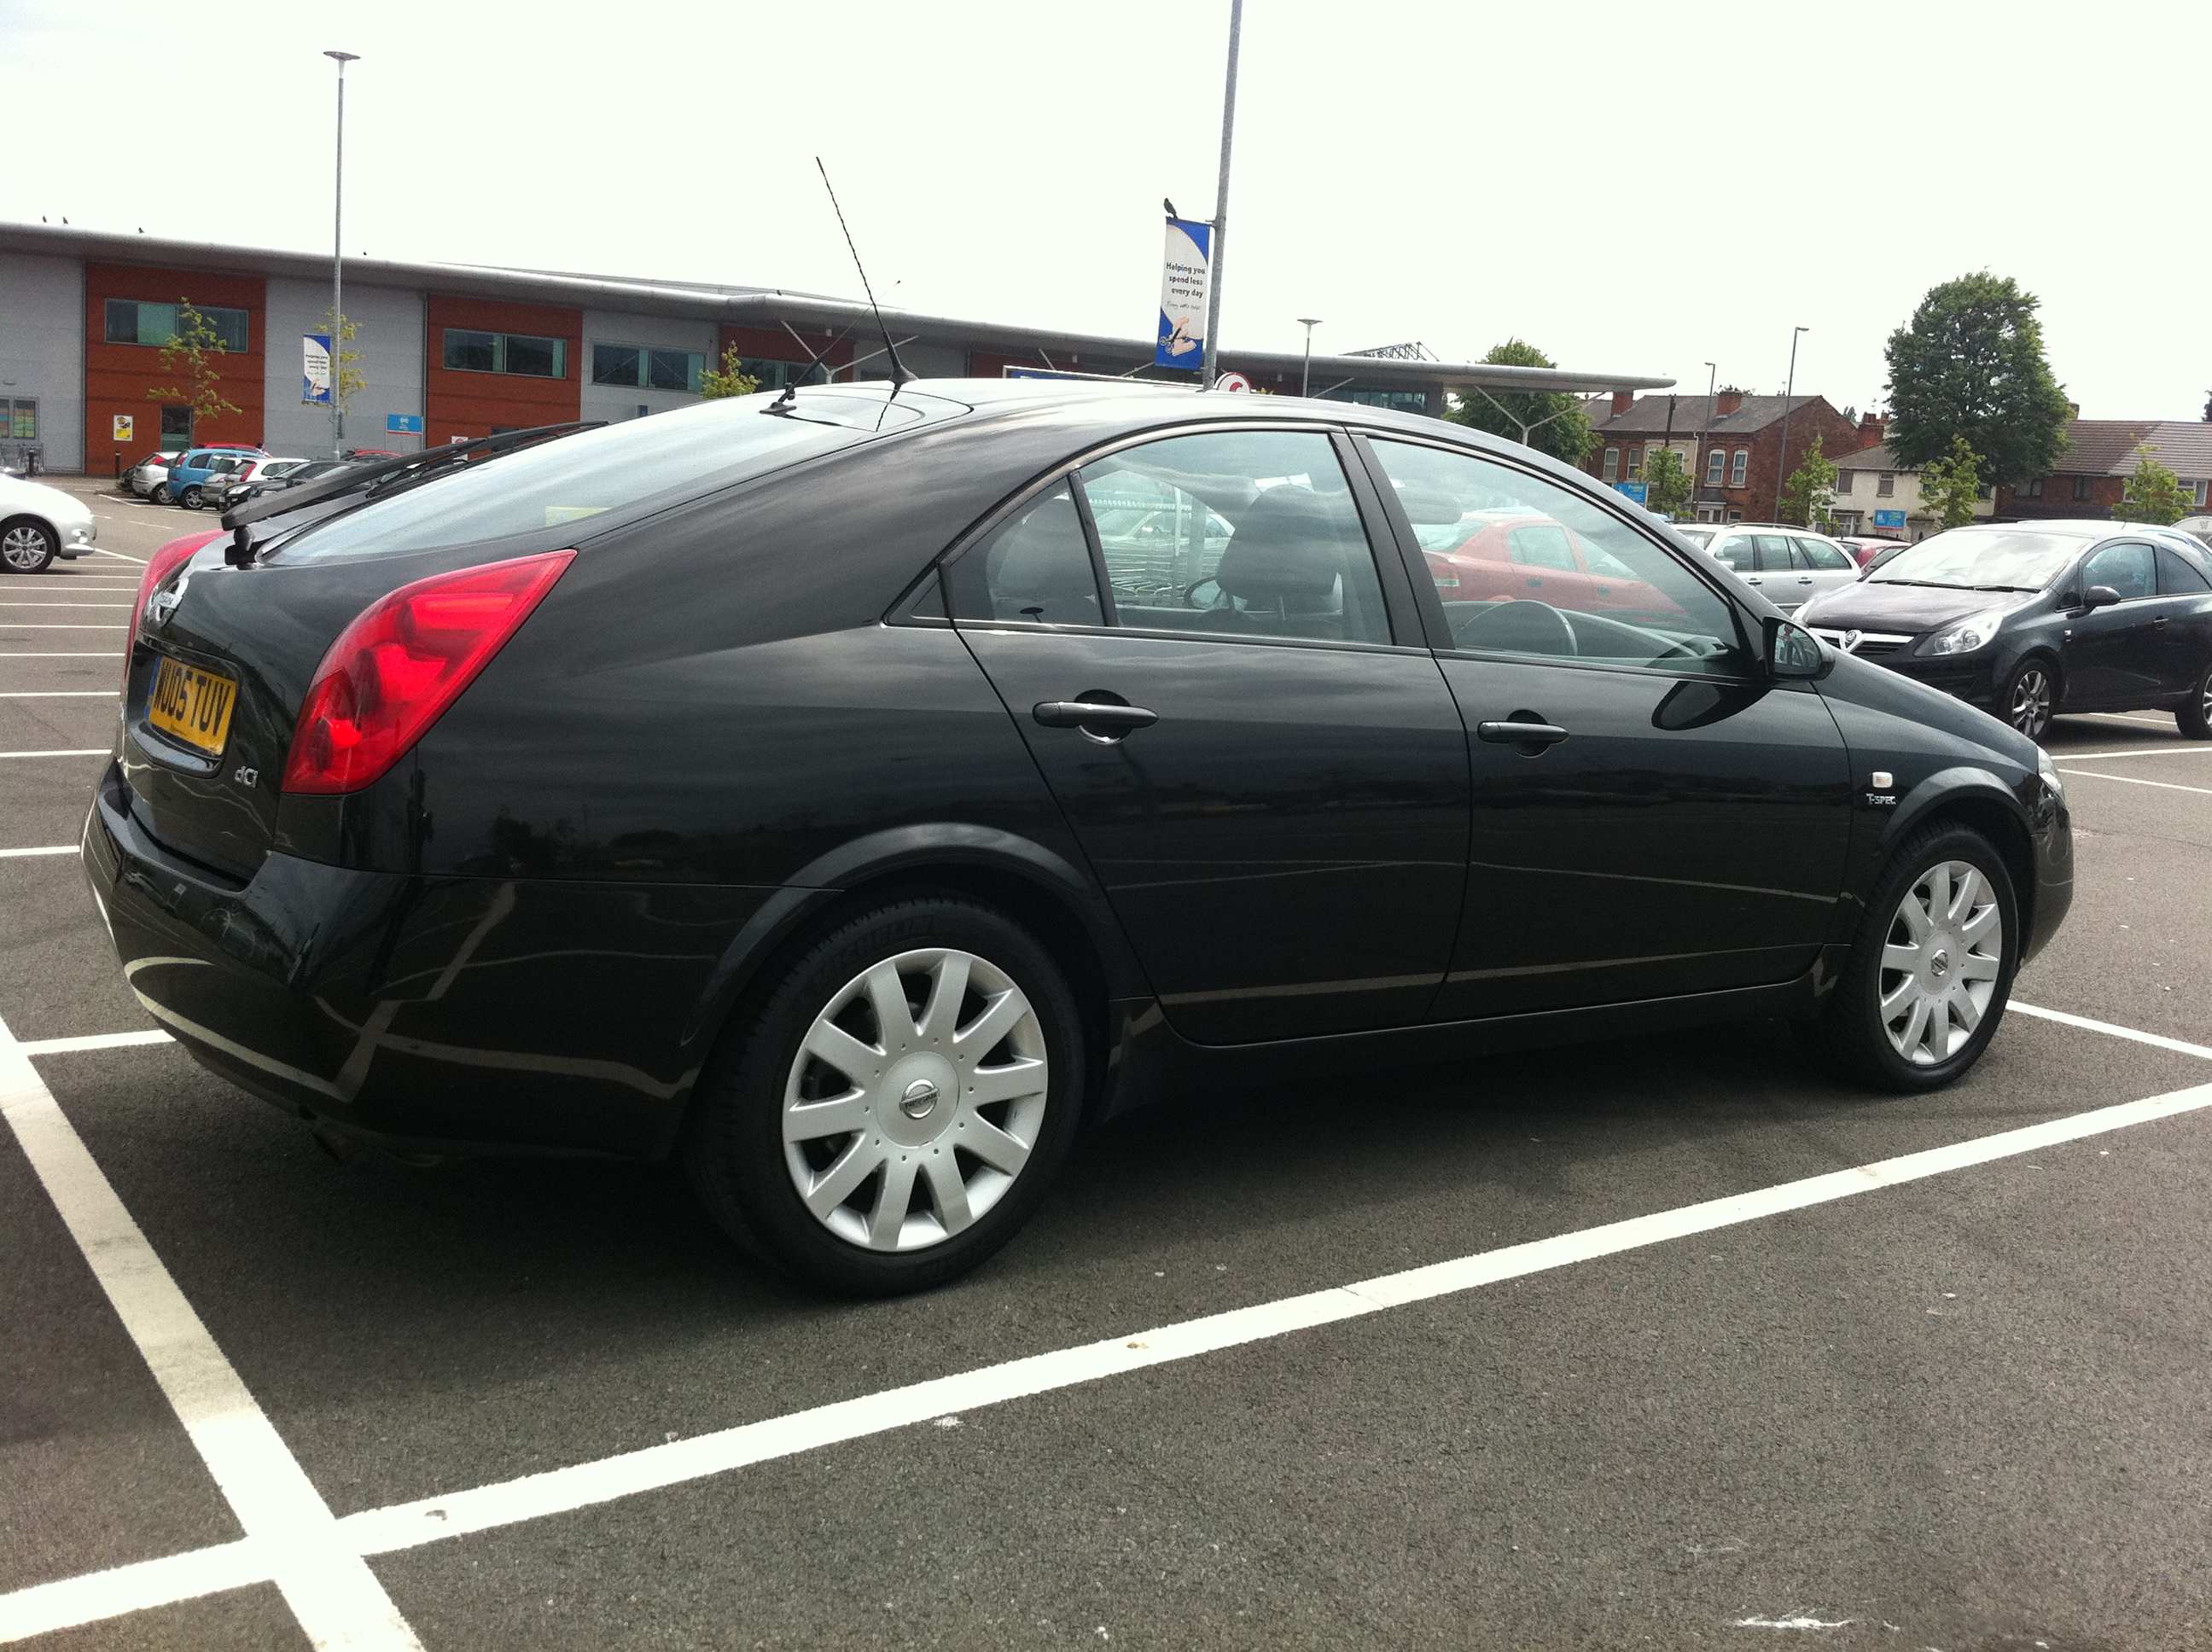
2010 668 2051 736
783 947 1049 1253
1880 860 2003 1067
2 526 50 569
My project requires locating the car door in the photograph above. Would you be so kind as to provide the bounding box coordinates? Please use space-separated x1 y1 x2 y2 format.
1791 532 1861 604
2154 543 2212 694
943 426 1470 1045
1750 533 1813 610
1357 435 1854 1021
2064 539 2163 705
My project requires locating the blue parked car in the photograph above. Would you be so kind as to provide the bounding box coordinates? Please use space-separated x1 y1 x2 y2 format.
168 445 267 510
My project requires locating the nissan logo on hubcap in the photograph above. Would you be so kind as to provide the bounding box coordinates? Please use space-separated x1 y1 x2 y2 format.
898 1079 940 1120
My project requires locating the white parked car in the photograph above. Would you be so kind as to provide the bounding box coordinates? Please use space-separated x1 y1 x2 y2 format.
0 473 99 573
1674 523 1860 613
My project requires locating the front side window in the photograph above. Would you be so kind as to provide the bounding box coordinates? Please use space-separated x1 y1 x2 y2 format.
1370 439 1747 674
1704 446 1726 486
1729 449 1749 486
2081 542 2155 602
1752 534 1801 573
1708 535 1753 572
1080 430 1391 646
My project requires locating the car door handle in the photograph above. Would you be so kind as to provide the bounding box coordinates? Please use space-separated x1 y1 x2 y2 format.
1746 575 1763 585
2152 615 2171 627
1476 719 1569 747
1797 575 1814 585
1033 700 1158 733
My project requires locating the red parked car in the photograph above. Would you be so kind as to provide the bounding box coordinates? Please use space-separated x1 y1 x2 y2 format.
1838 535 1909 568
1417 510 1686 624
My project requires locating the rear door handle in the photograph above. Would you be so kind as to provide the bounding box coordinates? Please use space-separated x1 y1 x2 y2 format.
2152 615 2171 627
1476 719 1569 747
1033 700 1158 733
1797 575 1814 585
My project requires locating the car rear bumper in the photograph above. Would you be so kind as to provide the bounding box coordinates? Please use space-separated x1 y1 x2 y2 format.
81 766 783 1160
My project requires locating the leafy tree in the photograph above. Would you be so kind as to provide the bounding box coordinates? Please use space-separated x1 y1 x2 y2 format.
145 300 241 430
1883 271 2071 485
317 308 366 416
2202 388 2211 422
2113 445 2192 525
1643 446 1693 520
1446 338 1593 466
698 345 762 400
1918 435 1985 531
1778 433 1837 527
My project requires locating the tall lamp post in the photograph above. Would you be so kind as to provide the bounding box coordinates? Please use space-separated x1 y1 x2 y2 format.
1197 0 1242 390
1297 317 1322 398
1694 360 1716 515
1773 324 1807 521
324 49 358 459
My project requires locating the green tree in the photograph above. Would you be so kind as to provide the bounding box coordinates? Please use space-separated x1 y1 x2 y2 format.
1918 435 1985 531
698 345 762 400
317 307 367 416
1445 338 1593 466
1643 445 1693 520
1778 433 1838 527
1883 271 2071 486
145 300 241 430
2113 445 2192 525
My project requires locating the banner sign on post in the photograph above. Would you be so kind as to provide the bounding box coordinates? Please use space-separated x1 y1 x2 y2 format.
302 334 333 405
1155 217 1211 370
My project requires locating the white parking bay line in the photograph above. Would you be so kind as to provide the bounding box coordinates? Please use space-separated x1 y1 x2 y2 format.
0 654 122 659
0 603 133 610
0 1015 425 1650
0 625 129 631
2048 744 2212 761
20 1030 173 1056
2011 1002 2212 1062
6 1067 2210 1639
0 749 108 759
0 846 79 858
2056 767 2212 798
0 691 116 699
93 549 148 565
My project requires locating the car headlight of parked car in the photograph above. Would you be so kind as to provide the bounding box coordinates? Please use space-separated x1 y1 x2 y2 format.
1920 608 2011 656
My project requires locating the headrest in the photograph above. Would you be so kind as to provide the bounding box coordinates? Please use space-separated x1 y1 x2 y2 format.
1214 487 1342 601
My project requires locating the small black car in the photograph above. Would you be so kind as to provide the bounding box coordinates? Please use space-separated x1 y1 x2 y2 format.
1800 521 2212 742
84 381 2073 1293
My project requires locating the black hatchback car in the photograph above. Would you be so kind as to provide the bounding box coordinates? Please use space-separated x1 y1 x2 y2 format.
84 381 2073 1293
1799 521 2212 742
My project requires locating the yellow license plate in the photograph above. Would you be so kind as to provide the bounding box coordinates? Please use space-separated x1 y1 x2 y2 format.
148 655 239 758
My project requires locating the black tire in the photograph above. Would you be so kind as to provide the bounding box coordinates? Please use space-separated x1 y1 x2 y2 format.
0 516 56 574
2001 655 2058 743
1804 823 2018 1092
179 486 204 509
683 895 1086 1295
149 482 172 503
2177 660 2212 740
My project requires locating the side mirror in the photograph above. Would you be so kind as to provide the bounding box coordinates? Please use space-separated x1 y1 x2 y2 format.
1765 615 1827 680
2081 585 2122 612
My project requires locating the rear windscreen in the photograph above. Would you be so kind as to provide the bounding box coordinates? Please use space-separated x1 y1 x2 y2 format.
271 389 955 563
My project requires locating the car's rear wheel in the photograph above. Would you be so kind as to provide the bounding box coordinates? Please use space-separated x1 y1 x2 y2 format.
148 482 172 503
178 486 204 509
1 518 55 574
1806 823 2016 1091
2177 661 2212 740
2004 657 2057 742
684 895 1085 1295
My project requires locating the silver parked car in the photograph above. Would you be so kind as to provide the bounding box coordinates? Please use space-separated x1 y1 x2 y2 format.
1676 524 1860 614
125 451 183 502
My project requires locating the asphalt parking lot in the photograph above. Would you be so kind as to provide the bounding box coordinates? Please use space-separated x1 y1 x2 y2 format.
5 479 2211 1650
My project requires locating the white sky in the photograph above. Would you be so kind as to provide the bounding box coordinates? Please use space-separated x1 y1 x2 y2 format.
3 0 2208 417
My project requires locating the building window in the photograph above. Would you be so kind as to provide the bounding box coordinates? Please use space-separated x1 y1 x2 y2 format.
2072 475 2091 501
3 398 35 440
1704 446 1726 486
1877 473 1895 497
2189 480 2209 506
2023 477 2044 499
160 405 193 447
1626 445 1643 480
1602 447 1620 482
1729 449 1748 487
103 300 250 353
443 329 568 378
1835 469 1854 496
736 357 835 392
1977 483 1993 500
1334 387 1428 413
591 343 704 393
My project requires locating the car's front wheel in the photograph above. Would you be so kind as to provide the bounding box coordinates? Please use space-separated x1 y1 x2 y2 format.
2003 657 2057 742
684 895 1085 1294
1806 823 2017 1091
1 517 56 574
2177 660 2212 741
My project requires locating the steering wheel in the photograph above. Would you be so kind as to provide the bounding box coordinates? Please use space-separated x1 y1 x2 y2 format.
1183 577 1228 610
1452 599 1578 658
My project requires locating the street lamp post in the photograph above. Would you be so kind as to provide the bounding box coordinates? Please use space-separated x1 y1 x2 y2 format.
1198 0 1242 390
1694 360 1716 516
1297 317 1322 398
1773 324 1807 520
324 49 358 459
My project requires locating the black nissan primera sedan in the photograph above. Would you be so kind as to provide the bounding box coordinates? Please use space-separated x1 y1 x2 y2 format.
84 381 2072 1294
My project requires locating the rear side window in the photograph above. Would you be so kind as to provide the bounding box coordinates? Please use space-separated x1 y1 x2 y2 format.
1709 537 1753 572
944 483 1101 626
1508 524 1576 571
2157 544 2212 593
273 392 945 563
1752 534 1800 572
1797 536 1853 570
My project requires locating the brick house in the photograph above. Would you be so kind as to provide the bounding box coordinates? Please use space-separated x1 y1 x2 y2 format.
1830 434 1997 541
1583 390 1866 523
1996 419 2212 519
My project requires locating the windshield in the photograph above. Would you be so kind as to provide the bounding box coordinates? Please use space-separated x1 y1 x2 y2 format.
1868 527 2088 590
271 390 952 563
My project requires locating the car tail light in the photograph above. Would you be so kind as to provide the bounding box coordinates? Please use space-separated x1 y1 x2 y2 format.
281 550 575 796
124 530 224 680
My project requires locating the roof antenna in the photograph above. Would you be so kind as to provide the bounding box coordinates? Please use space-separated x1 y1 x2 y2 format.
815 157 909 393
